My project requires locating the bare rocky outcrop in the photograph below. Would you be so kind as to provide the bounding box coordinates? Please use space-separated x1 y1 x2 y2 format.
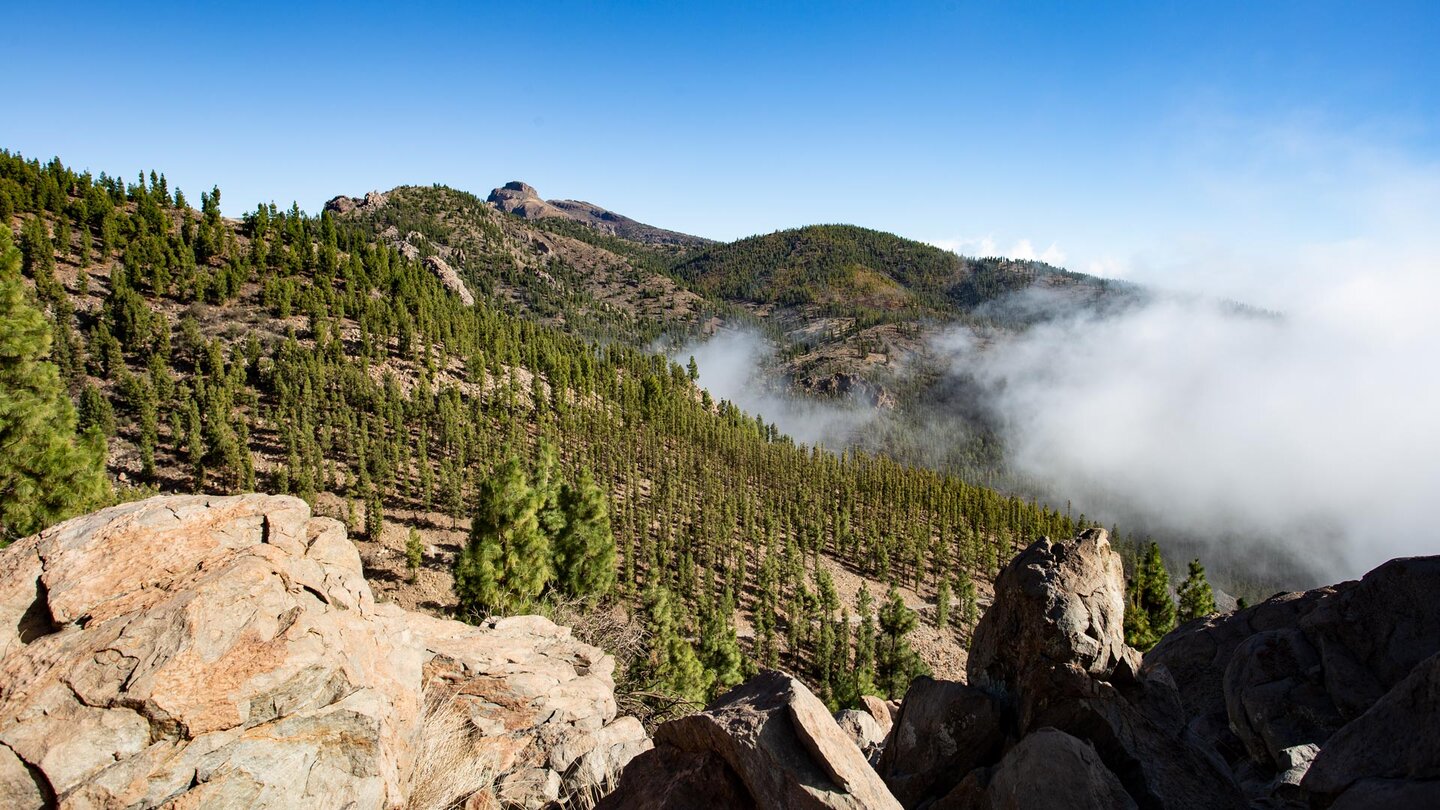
967 528 1134 696
324 190 388 216
487 181 711 248
599 671 900 810
599 530 1438 810
880 529 1243 810
1146 555 1440 804
0 495 647 809
424 254 475 305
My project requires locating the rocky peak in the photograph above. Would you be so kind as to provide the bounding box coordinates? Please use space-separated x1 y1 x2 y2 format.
967 527 1134 694
488 181 567 221
487 181 712 248
0 495 648 809
323 190 387 216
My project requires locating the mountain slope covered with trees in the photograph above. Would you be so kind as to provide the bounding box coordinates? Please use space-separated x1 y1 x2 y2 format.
0 148 1218 718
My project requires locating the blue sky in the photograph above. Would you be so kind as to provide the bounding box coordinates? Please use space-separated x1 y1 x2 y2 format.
4 1 1435 302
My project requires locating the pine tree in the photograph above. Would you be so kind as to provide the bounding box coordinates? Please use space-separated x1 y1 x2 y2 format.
853 584 877 698
1125 541 1176 650
454 458 551 617
935 579 951 629
697 592 745 701
0 230 108 542
876 586 930 699
76 383 115 437
642 586 709 707
365 490 384 541
1177 558 1217 623
553 469 616 599
532 440 566 539
956 574 979 635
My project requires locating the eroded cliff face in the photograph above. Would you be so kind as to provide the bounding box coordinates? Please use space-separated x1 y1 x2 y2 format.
0 494 647 809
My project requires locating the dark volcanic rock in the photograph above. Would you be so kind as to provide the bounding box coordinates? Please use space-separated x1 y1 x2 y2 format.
600 670 900 810
935 727 1138 810
1147 554 1440 804
877 677 1005 807
592 746 751 810
1143 588 1332 760
1298 556 1440 718
1302 650 1440 803
1224 627 1345 767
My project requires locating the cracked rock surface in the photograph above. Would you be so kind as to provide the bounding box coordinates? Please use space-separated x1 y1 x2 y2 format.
0 494 647 809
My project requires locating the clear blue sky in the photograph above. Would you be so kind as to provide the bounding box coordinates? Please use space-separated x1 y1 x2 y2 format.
4 1 1435 300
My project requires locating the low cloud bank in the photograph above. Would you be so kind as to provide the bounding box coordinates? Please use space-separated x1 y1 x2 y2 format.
943 265 1440 580
673 329 875 448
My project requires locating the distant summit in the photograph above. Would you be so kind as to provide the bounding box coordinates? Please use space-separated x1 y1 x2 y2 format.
487 181 712 248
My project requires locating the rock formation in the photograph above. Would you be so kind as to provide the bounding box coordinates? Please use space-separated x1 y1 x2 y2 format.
598 670 900 809
487 181 711 247
604 528 1439 809
0 494 647 809
876 528 1245 809
1146 554 1440 806
424 254 475 305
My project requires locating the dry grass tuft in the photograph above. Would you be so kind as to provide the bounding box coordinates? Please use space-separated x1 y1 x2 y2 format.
556 759 622 810
404 680 497 810
544 597 645 673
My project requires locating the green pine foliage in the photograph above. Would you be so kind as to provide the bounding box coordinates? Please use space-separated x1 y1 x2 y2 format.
697 592 746 701
956 574 979 636
640 586 709 709
0 229 109 542
553 470 616 600
876 586 931 699
456 457 548 617
1177 558 1218 623
1125 541 1177 650
0 148 1139 707
935 579 951 629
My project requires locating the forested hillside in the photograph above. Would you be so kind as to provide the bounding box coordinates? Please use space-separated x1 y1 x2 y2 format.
0 150 1141 716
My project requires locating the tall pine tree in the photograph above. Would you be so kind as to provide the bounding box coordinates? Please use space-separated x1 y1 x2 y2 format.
553 469 616 599
454 458 552 617
1177 558 1217 623
1125 541 1176 650
0 230 108 543
876 586 930 699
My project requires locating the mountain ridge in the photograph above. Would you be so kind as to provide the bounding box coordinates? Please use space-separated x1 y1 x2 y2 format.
486 180 714 248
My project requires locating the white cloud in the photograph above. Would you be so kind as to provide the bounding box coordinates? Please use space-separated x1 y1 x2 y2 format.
671 329 875 449
928 235 1066 265
934 131 1440 581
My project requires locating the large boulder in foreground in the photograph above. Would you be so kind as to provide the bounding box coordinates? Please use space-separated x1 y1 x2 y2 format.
600 670 901 810
876 677 1004 807
934 727 1138 810
1301 650 1440 804
0 495 646 809
968 528 1133 697
881 530 1243 810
